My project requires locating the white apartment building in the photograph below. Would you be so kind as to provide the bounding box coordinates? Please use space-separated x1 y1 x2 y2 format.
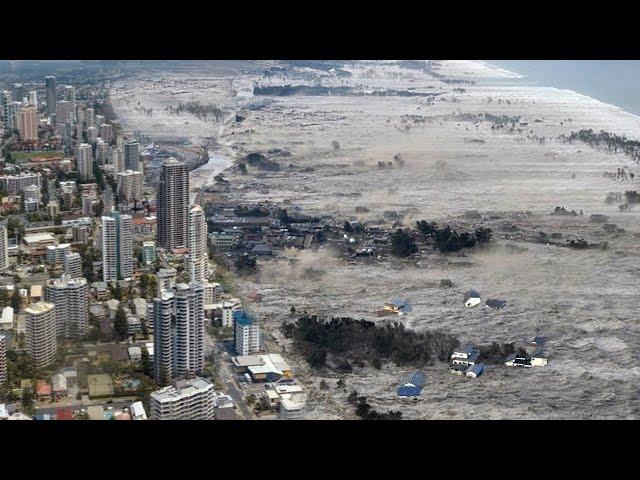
63 251 83 278
234 310 261 356
188 204 208 284
101 212 133 282
222 298 242 327
76 143 94 181
46 243 71 268
116 169 143 202
174 283 205 378
0 334 7 385
45 275 89 339
153 290 175 385
150 377 215 420
25 301 57 368
0 172 41 195
0 226 8 271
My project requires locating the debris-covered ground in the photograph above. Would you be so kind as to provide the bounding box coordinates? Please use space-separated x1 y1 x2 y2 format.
112 60 640 419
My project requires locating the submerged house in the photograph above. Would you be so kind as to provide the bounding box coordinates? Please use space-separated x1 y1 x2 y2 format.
486 299 507 310
506 336 548 367
463 290 482 308
451 344 481 375
384 297 413 314
397 370 426 398
465 363 485 378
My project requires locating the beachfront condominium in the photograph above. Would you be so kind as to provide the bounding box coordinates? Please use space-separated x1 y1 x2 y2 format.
157 158 189 251
150 377 215 420
76 143 94 181
233 310 261 356
45 75 56 119
0 225 8 271
45 275 89 339
124 141 140 171
174 283 205 378
0 334 7 385
188 204 208 284
152 283 205 385
101 212 133 282
153 290 175 385
18 105 38 141
25 301 57 368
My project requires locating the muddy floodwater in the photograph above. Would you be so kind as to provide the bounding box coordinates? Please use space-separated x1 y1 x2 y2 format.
112 60 640 419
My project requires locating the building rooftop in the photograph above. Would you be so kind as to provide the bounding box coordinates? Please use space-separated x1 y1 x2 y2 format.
233 310 255 326
151 377 214 404
25 301 54 315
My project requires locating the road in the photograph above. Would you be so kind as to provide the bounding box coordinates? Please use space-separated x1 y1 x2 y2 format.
204 330 253 419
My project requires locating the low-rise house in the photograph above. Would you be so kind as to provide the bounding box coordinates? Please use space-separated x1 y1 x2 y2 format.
36 380 52 401
87 405 106 420
465 363 485 378
114 411 131 420
506 337 548 367
127 317 142 335
397 370 426 397
128 346 142 362
384 297 413 314
231 354 293 382
91 282 109 300
0 306 14 330
56 407 74 420
61 368 78 388
51 373 68 399
451 344 480 366
130 401 147 420
263 382 307 419
463 290 482 308
506 347 548 368
486 299 507 310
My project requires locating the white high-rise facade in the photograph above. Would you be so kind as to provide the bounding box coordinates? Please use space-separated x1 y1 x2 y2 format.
153 290 175 385
46 275 89 338
76 143 94 181
63 251 83 278
25 301 57 368
153 283 205 385
234 310 261 356
0 226 8 271
116 170 143 202
0 334 7 385
188 205 208 284
101 212 133 282
174 283 205 378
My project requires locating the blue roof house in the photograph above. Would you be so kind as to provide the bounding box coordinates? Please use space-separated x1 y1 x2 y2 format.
397 370 426 398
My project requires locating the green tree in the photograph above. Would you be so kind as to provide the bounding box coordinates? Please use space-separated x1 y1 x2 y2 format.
10 288 21 312
113 305 128 340
390 229 417 257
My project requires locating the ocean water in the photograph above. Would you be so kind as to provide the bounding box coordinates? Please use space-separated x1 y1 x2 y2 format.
486 60 640 117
